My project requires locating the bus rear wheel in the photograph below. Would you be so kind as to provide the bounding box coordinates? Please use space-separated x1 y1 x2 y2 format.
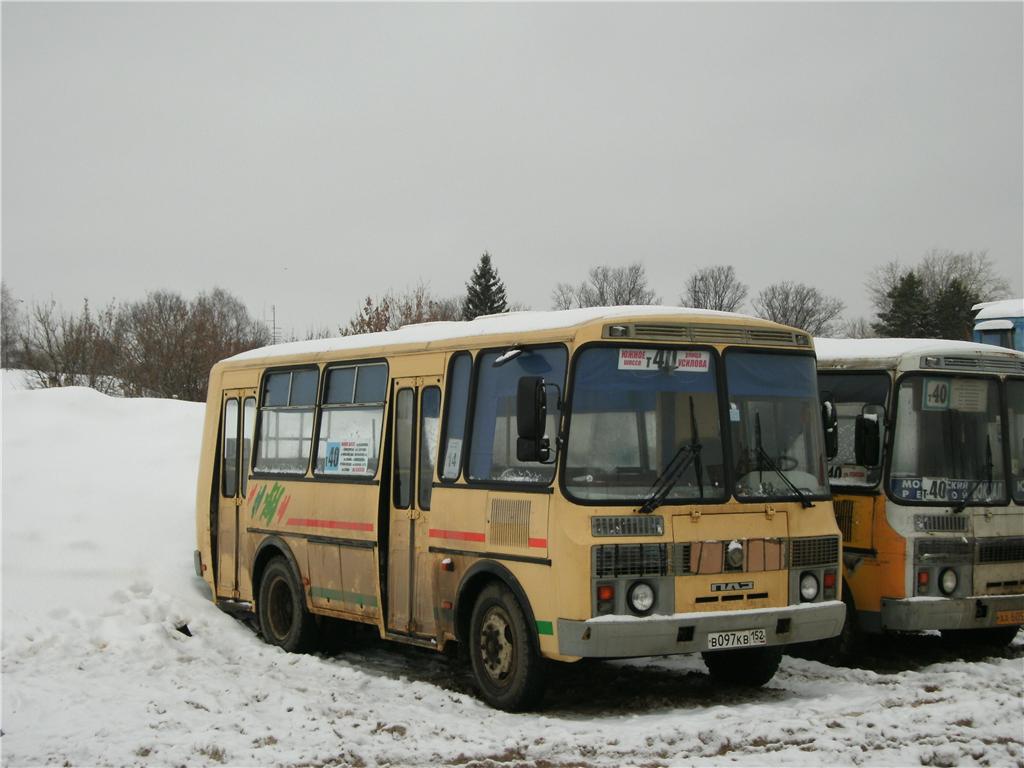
702 645 783 687
469 583 545 711
258 557 317 653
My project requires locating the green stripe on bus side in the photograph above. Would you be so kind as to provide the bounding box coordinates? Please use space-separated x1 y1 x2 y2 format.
536 620 554 636
311 586 379 608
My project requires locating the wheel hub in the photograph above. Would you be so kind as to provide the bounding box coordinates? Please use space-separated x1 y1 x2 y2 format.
479 608 514 683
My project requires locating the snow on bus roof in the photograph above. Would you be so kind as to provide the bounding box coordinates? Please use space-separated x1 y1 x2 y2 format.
972 298 1024 320
814 337 1024 365
227 305 758 363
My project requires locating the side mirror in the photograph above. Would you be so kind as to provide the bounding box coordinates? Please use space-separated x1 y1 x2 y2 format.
516 376 550 462
821 394 839 460
854 407 883 468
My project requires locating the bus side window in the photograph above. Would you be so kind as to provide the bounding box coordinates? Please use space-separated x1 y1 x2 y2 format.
419 387 441 509
468 346 567 483
254 368 318 474
222 398 239 497
394 388 415 509
440 353 472 481
241 397 256 497
315 363 387 478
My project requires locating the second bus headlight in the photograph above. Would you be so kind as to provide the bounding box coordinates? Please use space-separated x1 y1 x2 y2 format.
799 572 819 602
939 568 958 596
628 581 655 614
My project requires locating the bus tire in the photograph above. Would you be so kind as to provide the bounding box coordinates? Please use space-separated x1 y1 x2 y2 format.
469 582 545 711
702 645 783 687
941 625 1020 649
258 557 317 653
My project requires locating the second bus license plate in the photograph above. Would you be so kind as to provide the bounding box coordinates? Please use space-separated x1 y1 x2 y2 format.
996 610 1024 626
706 628 767 650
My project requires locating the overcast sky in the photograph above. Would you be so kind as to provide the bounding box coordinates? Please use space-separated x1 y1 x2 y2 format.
3 2 1022 338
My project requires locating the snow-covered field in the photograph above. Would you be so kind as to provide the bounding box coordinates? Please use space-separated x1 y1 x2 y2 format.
2 380 1023 767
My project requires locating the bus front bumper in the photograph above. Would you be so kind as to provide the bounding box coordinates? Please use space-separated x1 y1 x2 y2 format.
880 594 1024 632
556 600 845 658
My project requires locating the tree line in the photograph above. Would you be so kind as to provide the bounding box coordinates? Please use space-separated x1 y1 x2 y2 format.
1 248 1009 401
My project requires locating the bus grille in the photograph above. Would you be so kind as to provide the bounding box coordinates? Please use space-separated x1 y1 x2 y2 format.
593 543 670 577
927 356 1024 373
591 515 664 537
488 498 531 548
834 499 854 541
916 538 972 563
978 538 1024 564
790 536 839 568
632 324 689 340
604 323 810 347
914 514 968 532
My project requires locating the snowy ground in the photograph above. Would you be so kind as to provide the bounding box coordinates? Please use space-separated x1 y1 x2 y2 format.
2 381 1023 767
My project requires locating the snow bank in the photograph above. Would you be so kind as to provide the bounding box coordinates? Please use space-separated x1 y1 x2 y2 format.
2 386 1022 766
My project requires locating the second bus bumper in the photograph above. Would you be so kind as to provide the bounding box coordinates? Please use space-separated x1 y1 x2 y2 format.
880 594 1024 632
557 600 845 658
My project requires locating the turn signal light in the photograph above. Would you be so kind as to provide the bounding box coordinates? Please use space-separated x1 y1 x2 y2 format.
597 585 615 602
823 571 836 589
917 569 930 594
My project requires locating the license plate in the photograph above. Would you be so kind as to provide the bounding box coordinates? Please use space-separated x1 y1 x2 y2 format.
706 628 767 650
996 610 1024 626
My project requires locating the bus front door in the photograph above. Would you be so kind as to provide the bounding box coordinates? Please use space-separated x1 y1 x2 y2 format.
387 378 441 639
216 388 256 598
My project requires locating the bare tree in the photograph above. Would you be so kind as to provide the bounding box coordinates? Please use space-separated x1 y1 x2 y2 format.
753 282 845 335
342 282 462 335
838 316 876 339
2 282 24 368
682 265 748 312
21 299 121 393
867 250 1009 318
551 263 659 309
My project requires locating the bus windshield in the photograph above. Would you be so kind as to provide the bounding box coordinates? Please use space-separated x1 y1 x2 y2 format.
725 352 829 502
1004 378 1024 504
890 375 1006 505
565 346 726 503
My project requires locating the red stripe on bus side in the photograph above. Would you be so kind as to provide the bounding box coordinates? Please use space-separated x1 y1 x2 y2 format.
528 538 547 549
429 528 486 543
286 518 375 532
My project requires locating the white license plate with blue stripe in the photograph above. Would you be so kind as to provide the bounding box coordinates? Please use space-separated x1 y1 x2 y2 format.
707 628 767 650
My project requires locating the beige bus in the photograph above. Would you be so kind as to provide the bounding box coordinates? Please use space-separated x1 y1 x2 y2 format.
195 307 845 710
816 338 1024 653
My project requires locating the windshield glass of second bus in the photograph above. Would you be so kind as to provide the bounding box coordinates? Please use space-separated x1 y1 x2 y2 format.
725 351 829 501
565 346 726 503
890 375 1006 505
1009 379 1024 504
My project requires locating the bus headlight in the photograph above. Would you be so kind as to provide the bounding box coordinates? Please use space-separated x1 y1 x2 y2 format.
799 572 819 602
939 568 958 596
628 581 655 614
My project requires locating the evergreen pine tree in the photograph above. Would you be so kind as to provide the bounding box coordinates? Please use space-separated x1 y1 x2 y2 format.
462 252 509 320
872 271 933 337
931 278 978 341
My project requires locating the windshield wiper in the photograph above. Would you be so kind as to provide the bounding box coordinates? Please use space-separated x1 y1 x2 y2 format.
754 412 814 509
638 407 703 515
954 436 994 513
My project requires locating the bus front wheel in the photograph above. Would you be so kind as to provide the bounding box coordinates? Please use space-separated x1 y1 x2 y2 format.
702 645 783 687
469 582 545 711
258 557 317 653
